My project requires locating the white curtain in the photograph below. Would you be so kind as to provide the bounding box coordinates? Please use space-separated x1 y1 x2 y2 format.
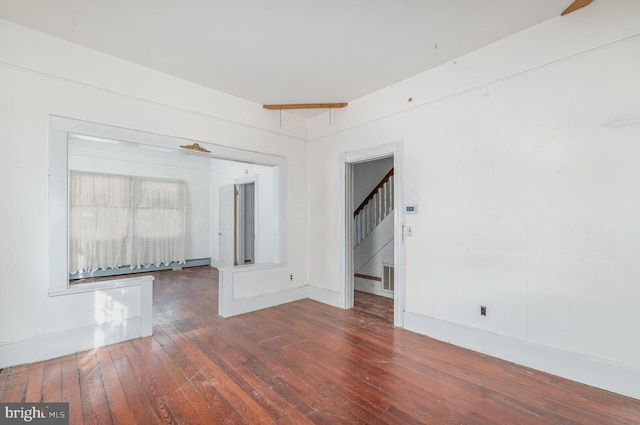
131 178 186 268
68 171 186 274
69 172 131 273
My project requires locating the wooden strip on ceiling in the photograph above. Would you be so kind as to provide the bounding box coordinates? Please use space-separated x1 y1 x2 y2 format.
263 103 348 110
561 0 593 16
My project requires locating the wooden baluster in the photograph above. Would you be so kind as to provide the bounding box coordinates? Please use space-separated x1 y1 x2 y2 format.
381 182 387 218
373 192 378 227
376 189 382 226
373 197 377 229
380 185 385 221
368 201 373 236
370 202 374 236
363 205 368 239
370 195 375 229
388 180 392 215
388 182 392 213
378 187 384 222
384 182 388 219
368 203 372 236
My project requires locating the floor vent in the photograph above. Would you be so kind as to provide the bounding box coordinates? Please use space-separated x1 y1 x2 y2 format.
382 264 394 292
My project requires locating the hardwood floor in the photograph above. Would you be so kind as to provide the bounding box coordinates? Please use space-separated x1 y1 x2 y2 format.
1 266 639 424
354 290 394 324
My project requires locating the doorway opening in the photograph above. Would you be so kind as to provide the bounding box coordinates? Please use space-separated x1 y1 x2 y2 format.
218 180 256 267
340 142 404 327
352 157 395 322
236 181 256 266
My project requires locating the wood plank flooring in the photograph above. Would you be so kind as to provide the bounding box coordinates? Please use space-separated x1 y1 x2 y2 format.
1 266 639 424
353 291 394 324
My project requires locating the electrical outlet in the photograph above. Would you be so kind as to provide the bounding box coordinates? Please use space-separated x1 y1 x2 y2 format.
289 273 293 281
480 306 487 316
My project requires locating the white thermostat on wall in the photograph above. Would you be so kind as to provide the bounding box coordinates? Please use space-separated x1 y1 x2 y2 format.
404 203 419 214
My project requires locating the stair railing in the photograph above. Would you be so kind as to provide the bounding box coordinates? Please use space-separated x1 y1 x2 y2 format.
353 169 394 246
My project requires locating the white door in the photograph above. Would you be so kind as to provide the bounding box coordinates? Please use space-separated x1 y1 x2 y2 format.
218 184 236 266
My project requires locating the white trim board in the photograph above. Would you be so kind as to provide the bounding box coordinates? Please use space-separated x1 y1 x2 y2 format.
50 275 153 297
219 282 307 318
403 311 640 400
307 285 342 308
229 286 308 317
219 283 340 317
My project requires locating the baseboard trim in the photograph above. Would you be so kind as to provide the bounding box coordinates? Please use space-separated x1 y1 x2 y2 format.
403 311 640 400
0 316 147 369
219 282 342 317
223 286 309 317
69 258 210 280
354 277 393 299
307 285 342 308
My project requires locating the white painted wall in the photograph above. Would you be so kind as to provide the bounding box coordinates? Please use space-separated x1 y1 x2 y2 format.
0 19 308 364
307 0 640 398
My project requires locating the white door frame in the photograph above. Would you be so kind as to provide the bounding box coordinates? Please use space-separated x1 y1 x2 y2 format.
235 175 258 265
339 141 405 327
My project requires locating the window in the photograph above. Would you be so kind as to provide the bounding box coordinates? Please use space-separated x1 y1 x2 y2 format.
68 171 186 275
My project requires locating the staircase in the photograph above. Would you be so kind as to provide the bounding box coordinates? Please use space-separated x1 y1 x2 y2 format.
353 169 394 298
354 169 393 247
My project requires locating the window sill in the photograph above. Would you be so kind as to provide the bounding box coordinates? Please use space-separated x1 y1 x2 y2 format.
215 262 286 273
48 275 154 297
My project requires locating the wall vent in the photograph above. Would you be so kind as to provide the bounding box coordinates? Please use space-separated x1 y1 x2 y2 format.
382 264 394 292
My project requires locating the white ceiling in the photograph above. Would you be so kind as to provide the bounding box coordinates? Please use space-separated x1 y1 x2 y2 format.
1 0 569 114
